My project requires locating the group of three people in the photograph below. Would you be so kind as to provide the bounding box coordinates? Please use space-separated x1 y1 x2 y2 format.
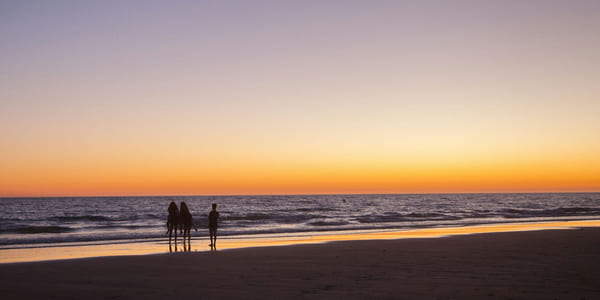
167 201 220 250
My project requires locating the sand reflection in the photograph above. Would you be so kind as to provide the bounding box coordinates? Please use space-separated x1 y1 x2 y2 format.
1 220 599 263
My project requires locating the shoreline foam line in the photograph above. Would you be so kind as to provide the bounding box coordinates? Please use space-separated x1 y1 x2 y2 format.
1 219 599 264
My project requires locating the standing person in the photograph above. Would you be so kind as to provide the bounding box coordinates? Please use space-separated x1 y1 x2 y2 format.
208 203 219 250
179 202 197 251
166 201 179 251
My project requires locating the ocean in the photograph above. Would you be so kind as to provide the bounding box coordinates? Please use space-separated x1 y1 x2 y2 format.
1 193 599 249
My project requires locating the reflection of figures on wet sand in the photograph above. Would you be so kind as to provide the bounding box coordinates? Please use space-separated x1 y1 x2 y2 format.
209 203 219 251
166 201 179 252
179 202 197 252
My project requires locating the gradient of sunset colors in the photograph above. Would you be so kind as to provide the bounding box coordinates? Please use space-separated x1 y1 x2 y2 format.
1 1 599 197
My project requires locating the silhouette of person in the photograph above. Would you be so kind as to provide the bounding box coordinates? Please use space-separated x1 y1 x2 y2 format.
166 201 180 252
179 201 197 251
208 203 219 250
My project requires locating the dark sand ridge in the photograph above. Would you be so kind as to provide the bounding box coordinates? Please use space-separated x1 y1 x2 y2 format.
1 227 600 299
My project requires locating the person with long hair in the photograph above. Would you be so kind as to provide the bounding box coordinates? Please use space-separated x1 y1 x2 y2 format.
179 201 197 251
166 201 180 251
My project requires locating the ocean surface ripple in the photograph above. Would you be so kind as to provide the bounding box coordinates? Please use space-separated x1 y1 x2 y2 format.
1 193 599 247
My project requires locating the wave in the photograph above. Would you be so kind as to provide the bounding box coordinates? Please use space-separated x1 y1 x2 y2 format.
356 212 460 223
1 193 600 248
308 220 350 226
145 213 163 219
2 226 74 234
88 225 148 230
357 214 403 224
501 207 600 218
406 212 442 218
295 207 337 212
222 213 272 221
295 208 313 212
222 214 325 226
50 215 112 222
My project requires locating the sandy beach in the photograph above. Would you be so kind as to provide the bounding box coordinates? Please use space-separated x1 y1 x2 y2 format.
2 227 599 299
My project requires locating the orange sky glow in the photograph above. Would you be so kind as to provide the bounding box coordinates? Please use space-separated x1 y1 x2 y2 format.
1 1 599 197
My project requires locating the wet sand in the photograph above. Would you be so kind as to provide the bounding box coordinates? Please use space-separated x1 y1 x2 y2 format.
2 220 598 264
1 227 600 299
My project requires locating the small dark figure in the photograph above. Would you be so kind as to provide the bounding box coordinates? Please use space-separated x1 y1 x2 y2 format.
179 201 197 251
166 201 180 251
208 203 219 250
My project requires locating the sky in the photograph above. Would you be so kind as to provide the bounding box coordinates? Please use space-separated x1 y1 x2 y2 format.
1 0 599 197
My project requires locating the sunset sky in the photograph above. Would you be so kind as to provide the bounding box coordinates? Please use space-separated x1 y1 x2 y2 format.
1 0 599 197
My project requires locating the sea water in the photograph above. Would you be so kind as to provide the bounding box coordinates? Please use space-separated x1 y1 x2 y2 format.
1 193 599 249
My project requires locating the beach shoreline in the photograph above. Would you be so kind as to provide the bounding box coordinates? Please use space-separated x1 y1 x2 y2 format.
1 219 599 264
1 225 600 299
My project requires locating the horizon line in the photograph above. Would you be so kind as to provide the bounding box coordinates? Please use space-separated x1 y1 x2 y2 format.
2 190 599 199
